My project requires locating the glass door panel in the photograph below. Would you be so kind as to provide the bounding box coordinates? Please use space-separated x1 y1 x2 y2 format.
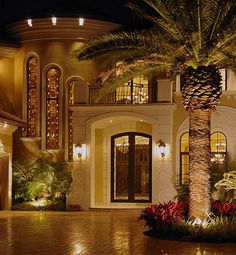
134 136 150 200
111 133 152 202
113 136 129 200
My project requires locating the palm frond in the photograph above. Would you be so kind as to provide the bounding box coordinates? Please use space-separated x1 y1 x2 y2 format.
96 60 172 101
73 30 179 61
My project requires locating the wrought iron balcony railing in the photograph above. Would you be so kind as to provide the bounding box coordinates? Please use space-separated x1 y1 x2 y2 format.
89 83 157 104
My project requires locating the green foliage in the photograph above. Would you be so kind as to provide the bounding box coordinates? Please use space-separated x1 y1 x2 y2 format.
12 158 72 209
145 215 236 242
175 155 236 202
215 171 236 191
74 0 236 96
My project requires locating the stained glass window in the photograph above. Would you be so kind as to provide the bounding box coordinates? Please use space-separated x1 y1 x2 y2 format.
26 56 39 137
46 67 60 149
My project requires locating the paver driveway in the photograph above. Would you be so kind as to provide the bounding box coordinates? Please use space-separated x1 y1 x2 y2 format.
0 210 235 255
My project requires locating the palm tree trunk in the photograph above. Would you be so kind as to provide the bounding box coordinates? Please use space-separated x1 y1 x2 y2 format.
189 108 211 220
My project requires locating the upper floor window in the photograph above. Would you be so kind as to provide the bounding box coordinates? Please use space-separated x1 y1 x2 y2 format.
46 67 60 149
179 132 227 184
26 56 39 137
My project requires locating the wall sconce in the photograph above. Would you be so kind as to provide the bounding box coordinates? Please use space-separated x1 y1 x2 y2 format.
75 141 83 157
75 141 86 159
0 139 4 153
157 139 166 157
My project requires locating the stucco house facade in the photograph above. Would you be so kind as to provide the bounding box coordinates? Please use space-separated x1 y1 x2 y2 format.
1 15 236 210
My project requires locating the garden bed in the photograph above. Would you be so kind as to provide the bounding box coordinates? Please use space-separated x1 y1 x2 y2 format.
139 201 236 243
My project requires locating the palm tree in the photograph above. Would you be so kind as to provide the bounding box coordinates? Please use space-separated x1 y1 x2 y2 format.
74 0 236 220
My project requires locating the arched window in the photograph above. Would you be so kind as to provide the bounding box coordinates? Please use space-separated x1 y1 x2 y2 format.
179 132 227 184
26 56 39 137
46 67 60 149
211 132 227 163
180 133 189 184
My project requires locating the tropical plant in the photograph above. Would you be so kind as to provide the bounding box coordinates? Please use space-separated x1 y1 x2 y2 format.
139 201 188 229
12 158 72 209
211 200 236 217
175 156 235 202
215 171 236 191
140 202 236 242
74 0 236 219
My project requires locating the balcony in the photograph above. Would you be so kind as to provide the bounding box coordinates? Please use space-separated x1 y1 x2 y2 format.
89 82 157 104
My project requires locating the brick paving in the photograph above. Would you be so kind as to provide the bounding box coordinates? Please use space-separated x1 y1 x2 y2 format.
0 210 235 255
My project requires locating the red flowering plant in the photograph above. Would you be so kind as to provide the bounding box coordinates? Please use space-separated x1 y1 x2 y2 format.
139 201 188 229
139 204 158 228
211 200 236 217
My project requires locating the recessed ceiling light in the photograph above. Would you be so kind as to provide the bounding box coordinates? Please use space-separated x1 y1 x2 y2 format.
52 16 57 25
27 18 32 27
109 120 113 123
79 17 84 26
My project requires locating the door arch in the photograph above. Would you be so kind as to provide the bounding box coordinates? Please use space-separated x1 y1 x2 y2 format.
111 132 152 202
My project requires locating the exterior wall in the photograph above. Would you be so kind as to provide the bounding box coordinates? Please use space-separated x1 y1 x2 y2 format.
0 57 15 113
12 39 100 160
95 129 104 204
68 104 177 209
0 122 17 209
3 18 236 211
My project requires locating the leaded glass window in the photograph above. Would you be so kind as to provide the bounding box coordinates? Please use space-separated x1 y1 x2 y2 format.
46 67 60 149
27 56 39 137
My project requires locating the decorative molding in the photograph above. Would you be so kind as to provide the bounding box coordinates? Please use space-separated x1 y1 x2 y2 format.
6 18 118 42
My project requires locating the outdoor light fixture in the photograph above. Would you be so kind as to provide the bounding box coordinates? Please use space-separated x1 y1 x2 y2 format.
52 16 57 25
79 18 84 26
0 140 4 153
157 139 166 157
27 18 32 27
75 141 83 157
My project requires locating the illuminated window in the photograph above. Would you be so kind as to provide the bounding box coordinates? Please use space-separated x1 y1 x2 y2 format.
210 132 227 163
116 74 156 104
46 67 60 149
180 133 189 184
179 132 227 184
26 56 39 137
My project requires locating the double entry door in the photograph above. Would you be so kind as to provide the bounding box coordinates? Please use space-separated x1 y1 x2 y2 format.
111 132 152 202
